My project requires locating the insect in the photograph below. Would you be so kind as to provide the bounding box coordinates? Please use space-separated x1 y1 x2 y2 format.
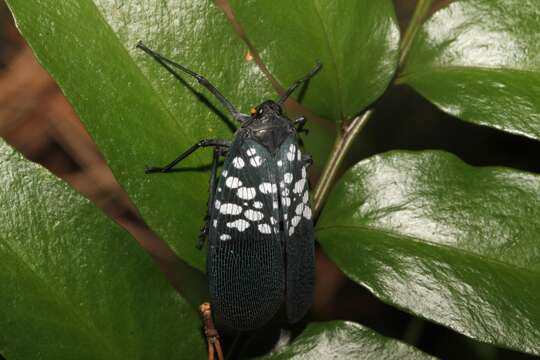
137 41 321 330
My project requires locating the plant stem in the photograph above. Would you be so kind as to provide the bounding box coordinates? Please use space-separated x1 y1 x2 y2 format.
398 0 434 69
313 110 373 218
312 1 433 219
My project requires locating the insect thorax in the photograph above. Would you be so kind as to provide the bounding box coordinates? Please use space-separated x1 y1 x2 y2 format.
242 112 293 154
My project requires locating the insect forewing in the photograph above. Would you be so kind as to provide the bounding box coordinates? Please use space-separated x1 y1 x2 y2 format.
208 137 284 330
276 136 315 323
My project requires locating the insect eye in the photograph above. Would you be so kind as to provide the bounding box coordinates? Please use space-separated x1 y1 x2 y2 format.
250 107 257 116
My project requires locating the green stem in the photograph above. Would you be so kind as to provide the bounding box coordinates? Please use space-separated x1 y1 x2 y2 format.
313 1 433 219
398 0 434 69
313 110 373 218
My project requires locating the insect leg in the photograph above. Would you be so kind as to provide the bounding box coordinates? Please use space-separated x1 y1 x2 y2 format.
137 41 250 123
293 116 308 134
302 153 313 167
145 139 231 173
277 62 322 105
197 146 226 249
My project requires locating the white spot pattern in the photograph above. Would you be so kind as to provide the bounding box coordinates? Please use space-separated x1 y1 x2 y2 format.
284 173 293 184
222 170 228 177
213 141 315 240
303 206 312 219
232 157 245 169
259 182 277 194
295 203 304 215
220 203 242 215
237 187 256 200
282 197 291 207
227 219 250 232
244 209 264 221
258 223 272 234
287 144 296 161
285 162 312 235
250 156 262 167
225 176 243 189
293 179 306 194
289 212 306 235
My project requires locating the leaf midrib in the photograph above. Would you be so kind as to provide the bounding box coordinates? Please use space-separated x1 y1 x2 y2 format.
316 223 540 278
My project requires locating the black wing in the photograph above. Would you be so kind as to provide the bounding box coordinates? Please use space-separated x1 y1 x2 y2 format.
207 137 283 330
275 135 315 323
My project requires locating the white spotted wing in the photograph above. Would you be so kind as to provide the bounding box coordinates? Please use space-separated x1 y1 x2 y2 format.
208 137 283 330
275 136 315 323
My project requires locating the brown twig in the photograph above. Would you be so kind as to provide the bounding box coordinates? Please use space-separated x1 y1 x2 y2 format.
199 303 224 360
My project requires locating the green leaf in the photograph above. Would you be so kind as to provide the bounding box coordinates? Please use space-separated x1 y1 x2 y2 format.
400 0 540 140
317 151 540 355
5 0 277 270
259 321 434 359
0 140 203 359
229 0 400 122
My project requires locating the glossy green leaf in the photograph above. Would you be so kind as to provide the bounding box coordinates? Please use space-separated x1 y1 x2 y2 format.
317 151 540 355
5 0 277 270
229 0 400 122
400 0 540 140
260 321 433 359
0 140 203 359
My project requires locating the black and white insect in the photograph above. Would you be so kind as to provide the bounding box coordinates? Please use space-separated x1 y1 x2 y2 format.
137 41 321 330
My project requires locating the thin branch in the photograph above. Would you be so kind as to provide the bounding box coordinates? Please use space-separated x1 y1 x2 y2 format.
398 0 434 70
313 110 374 218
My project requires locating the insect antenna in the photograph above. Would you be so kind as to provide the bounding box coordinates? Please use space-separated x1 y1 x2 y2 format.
277 62 322 105
136 41 249 123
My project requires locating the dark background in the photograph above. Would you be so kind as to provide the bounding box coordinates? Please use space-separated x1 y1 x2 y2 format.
1 1 538 359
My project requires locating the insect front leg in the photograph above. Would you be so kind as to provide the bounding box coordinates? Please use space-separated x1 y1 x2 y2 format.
145 139 231 173
197 146 227 249
293 116 308 134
